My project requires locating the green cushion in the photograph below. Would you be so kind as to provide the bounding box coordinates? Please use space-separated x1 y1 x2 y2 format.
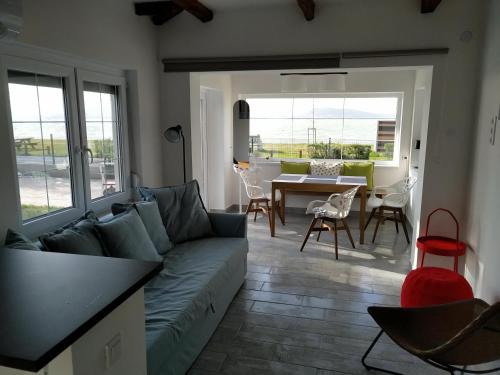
343 161 374 190
111 201 174 255
280 161 310 174
138 180 213 244
40 219 106 257
4 229 40 251
95 209 162 262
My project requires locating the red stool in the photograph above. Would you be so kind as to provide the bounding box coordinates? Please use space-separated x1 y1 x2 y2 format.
417 208 466 272
401 267 473 307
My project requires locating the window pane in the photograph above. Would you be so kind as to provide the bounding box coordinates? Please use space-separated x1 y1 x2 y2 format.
83 82 122 200
8 71 73 221
248 96 399 162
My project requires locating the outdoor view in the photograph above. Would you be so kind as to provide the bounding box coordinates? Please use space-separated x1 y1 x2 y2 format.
247 97 399 161
8 71 122 221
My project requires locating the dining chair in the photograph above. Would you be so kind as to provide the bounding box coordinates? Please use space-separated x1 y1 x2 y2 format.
238 166 283 231
300 186 359 259
365 176 417 243
363 299 500 374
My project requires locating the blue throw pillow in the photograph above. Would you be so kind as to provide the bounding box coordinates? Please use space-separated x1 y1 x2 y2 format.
39 211 106 257
138 180 213 244
4 229 40 251
95 209 162 262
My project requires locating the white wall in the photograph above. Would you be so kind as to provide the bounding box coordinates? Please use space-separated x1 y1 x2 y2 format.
20 0 163 188
464 0 500 303
230 69 416 209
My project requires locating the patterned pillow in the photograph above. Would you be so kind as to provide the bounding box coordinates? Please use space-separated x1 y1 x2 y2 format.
310 161 343 176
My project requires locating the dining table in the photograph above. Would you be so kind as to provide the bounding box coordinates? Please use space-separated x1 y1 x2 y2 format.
271 174 368 244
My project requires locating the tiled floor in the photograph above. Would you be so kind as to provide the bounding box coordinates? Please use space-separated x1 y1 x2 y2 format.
189 210 444 375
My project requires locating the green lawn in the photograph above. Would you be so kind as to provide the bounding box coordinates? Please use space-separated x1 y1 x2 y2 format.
15 139 69 157
21 204 64 221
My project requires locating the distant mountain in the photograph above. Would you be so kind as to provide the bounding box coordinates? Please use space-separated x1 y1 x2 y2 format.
301 107 394 119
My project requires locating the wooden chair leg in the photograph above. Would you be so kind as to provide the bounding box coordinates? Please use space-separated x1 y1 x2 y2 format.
398 208 410 243
253 209 258 222
372 207 384 243
365 208 377 230
393 209 399 233
342 219 355 249
265 200 272 234
245 199 253 215
300 218 318 252
333 219 339 260
317 219 324 241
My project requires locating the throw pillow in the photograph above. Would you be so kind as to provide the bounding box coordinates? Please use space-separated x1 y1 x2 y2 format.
111 201 174 255
280 161 310 174
40 213 106 257
138 180 213 244
95 209 162 262
310 161 343 176
4 229 40 251
343 161 375 190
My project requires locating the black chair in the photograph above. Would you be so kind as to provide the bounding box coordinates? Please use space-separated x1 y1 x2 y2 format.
362 299 500 374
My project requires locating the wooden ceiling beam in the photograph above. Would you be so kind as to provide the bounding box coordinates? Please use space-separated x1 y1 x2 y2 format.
134 1 184 25
421 0 442 13
297 0 315 21
172 0 213 22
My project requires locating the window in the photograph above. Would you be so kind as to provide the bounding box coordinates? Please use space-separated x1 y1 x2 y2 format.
2 56 130 231
246 95 402 164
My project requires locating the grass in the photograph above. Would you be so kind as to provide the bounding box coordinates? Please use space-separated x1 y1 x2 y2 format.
253 143 393 161
21 204 64 221
15 139 69 157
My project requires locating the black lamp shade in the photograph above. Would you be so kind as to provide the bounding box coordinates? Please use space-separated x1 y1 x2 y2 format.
164 125 183 143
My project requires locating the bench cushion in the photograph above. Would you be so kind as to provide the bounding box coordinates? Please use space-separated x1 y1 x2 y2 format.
144 237 247 375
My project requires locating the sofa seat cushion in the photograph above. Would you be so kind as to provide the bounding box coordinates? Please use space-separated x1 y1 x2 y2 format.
144 237 248 375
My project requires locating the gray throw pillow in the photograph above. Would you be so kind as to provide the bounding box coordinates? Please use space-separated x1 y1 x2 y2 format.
138 180 213 244
111 201 174 255
95 209 162 262
40 215 106 257
4 229 40 251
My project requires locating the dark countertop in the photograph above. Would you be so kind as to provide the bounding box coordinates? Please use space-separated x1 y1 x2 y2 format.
0 249 162 372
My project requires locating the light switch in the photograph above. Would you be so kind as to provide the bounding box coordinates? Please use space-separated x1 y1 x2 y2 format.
104 333 122 369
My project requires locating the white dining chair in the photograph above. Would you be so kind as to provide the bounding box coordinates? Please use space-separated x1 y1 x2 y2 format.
300 186 359 259
365 176 417 243
238 166 283 231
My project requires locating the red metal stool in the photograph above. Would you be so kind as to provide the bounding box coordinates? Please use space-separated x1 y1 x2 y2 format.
417 208 466 272
401 267 473 307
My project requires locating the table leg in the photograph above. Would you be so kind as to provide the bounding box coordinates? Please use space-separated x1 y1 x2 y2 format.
271 184 276 237
359 186 366 244
280 189 286 225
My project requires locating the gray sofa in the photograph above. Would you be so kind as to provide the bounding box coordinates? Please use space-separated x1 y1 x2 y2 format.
3 182 248 375
145 212 248 375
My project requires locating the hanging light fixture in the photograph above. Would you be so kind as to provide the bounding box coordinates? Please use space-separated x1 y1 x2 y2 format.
281 72 348 93
280 74 307 92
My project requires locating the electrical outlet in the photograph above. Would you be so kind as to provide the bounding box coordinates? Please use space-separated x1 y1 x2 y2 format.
490 115 497 146
104 333 122 369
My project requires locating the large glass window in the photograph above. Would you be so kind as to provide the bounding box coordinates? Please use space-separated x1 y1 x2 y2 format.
8 71 73 221
247 95 401 163
4 60 129 228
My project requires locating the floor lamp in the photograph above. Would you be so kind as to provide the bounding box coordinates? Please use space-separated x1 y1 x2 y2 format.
163 125 186 183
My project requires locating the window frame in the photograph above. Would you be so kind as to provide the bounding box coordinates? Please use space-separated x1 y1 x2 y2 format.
76 69 131 214
0 50 131 237
242 92 404 167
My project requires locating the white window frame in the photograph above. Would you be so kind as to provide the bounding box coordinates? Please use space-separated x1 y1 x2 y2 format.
76 69 131 214
0 45 131 237
242 92 404 167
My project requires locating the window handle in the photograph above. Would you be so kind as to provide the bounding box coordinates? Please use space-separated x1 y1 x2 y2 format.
83 146 94 164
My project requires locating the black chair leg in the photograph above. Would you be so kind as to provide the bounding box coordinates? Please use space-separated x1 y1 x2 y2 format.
398 208 410 243
300 218 318 252
362 330 403 375
342 219 355 249
333 219 339 260
372 207 383 243
393 209 399 233
365 208 376 230
316 219 323 241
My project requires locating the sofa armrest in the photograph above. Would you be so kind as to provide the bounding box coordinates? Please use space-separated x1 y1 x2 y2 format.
208 212 247 238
